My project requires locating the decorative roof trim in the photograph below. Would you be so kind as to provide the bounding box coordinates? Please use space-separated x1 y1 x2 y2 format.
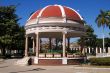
36 5 51 23
27 10 38 21
56 5 66 17
65 6 83 20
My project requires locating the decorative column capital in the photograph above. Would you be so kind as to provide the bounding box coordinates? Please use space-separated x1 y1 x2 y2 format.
62 31 67 34
35 32 39 35
25 34 28 37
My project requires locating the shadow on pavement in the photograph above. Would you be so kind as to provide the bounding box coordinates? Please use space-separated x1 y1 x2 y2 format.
0 66 8 68
10 68 46 73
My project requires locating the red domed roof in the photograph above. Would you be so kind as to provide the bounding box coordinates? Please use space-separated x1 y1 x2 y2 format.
28 5 83 21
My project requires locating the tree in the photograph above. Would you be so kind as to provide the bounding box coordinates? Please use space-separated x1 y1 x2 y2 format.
96 38 103 48
78 25 97 53
0 5 25 57
95 10 110 52
11 26 25 51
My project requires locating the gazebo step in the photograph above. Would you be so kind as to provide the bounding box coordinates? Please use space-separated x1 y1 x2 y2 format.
15 57 30 66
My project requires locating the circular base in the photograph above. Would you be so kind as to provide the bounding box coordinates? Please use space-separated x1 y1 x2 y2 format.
31 58 85 65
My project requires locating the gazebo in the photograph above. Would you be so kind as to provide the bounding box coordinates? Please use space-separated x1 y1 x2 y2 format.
24 5 85 65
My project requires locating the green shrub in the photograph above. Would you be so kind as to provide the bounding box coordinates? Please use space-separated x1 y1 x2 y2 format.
89 57 110 66
47 49 62 53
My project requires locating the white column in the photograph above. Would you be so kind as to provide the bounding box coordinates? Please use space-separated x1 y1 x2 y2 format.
96 47 98 54
82 47 85 54
34 33 39 64
63 32 66 57
85 48 87 53
25 36 28 56
36 33 39 57
100 48 102 53
88 47 91 54
14 50 17 53
108 47 110 54
62 32 67 64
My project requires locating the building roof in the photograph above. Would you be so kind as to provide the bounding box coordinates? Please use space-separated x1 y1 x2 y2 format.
28 5 83 21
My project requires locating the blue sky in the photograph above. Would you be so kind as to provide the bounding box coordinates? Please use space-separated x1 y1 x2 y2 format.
0 0 110 40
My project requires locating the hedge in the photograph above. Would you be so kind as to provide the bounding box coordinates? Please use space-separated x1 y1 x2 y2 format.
89 57 110 66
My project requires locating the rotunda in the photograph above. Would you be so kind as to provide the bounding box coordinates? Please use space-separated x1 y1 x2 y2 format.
25 5 85 65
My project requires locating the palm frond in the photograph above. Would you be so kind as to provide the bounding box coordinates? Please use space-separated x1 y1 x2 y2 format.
95 9 110 28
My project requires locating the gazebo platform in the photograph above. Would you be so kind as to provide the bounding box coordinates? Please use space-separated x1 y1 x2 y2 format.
31 57 85 65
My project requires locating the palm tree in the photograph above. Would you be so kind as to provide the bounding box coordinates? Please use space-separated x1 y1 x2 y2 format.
107 10 110 28
95 10 110 53
107 10 110 16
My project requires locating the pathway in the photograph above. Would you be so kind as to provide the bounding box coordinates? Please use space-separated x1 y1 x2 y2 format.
0 59 110 73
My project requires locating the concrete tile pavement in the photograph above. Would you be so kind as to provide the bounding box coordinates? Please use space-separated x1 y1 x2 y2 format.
0 59 110 73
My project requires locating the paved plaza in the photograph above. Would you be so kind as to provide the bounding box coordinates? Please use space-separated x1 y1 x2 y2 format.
0 59 110 73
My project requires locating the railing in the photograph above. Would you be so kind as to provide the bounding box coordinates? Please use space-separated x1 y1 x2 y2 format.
38 53 84 58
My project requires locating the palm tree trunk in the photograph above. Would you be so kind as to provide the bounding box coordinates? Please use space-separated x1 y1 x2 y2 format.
102 27 105 53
